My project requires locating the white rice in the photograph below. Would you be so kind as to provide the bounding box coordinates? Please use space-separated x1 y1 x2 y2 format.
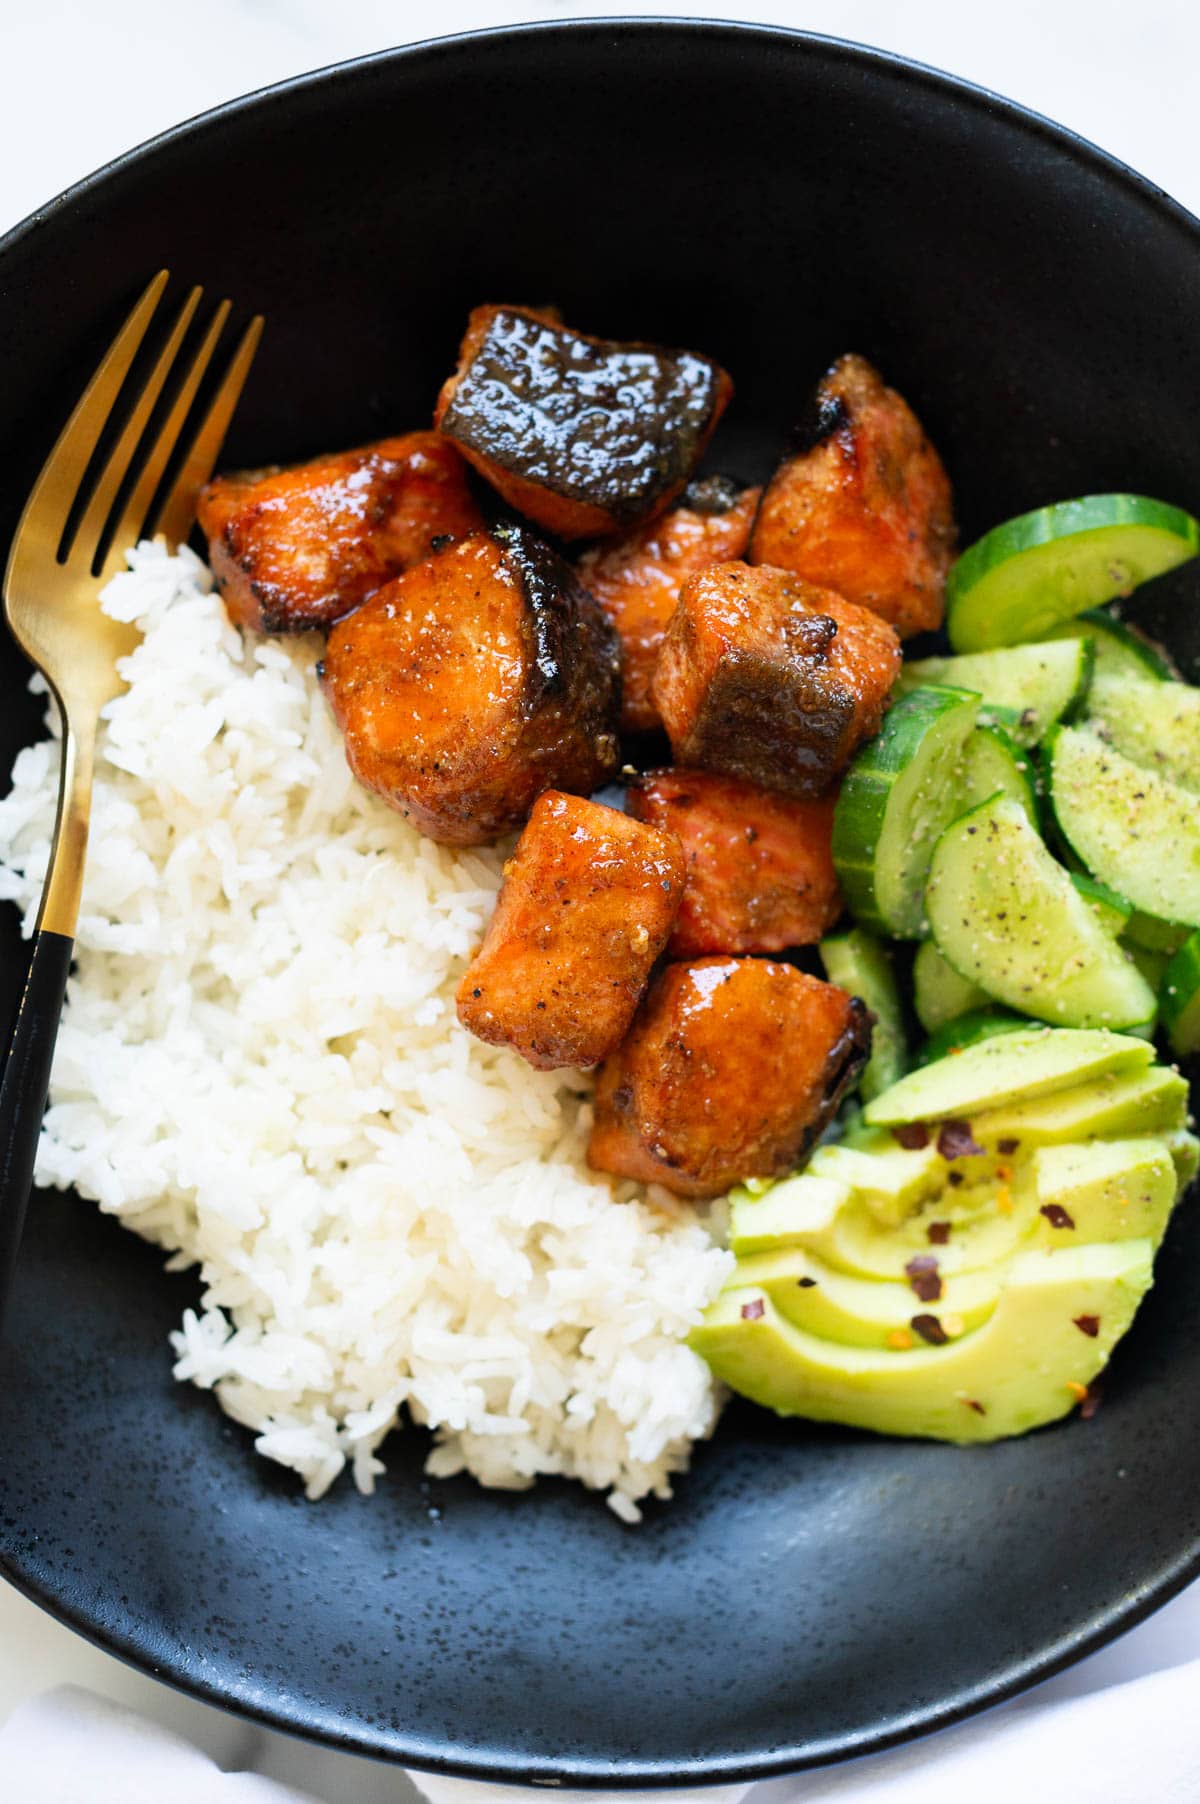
0 542 733 1519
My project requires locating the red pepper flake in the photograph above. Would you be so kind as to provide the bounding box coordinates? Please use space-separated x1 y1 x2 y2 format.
962 1398 987 1416
927 1221 951 1245
796 1276 818 1289
741 1298 765 1321
1073 1313 1101 1338
904 1255 943 1302
997 1137 1021 1155
938 1119 984 1160
1081 1381 1104 1420
892 1123 930 1150
911 1313 948 1345
1040 1203 1076 1230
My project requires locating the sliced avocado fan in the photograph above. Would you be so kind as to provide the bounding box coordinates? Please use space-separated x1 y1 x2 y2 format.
690 1029 1195 1443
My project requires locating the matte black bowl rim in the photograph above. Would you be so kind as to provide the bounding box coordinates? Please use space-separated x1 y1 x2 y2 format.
3 16 1200 1787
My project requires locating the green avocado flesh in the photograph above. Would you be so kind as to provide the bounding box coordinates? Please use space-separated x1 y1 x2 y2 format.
693 1031 1195 1443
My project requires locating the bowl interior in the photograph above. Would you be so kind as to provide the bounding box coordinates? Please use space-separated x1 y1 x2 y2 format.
1 20 1199 1784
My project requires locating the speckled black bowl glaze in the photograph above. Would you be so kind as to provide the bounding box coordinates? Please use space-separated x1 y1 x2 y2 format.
2 20 1200 1786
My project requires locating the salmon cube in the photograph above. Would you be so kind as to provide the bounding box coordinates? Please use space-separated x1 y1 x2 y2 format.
457 792 686 1070
434 305 733 539
197 431 484 632
322 526 620 845
589 960 870 1198
576 477 759 732
629 768 842 955
652 562 901 797
749 354 955 637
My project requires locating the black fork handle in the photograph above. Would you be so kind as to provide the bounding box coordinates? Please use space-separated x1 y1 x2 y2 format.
0 928 73 1312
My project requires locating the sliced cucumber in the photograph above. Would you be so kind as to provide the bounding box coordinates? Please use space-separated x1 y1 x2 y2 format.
1047 725 1200 929
899 641 1091 746
1087 675 1200 794
1127 941 1169 993
918 1011 1027 1065
925 794 1156 1031
1069 872 1131 939
947 494 1199 652
831 686 980 939
1125 911 1189 956
1161 930 1200 1056
913 939 989 1032
1040 607 1177 683
958 721 1039 823
819 928 907 1101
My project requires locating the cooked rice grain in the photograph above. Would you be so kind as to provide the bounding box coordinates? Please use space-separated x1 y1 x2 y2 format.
0 542 731 1518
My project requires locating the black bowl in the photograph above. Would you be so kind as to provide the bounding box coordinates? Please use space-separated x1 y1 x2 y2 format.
2 20 1199 1787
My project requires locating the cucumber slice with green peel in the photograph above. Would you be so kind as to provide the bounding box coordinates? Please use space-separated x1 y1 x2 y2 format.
958 721 1039 823
863 1027 1153 1127
913 939 990 1032
925 794 1156 1030
1047 725 1200 928
1087 675 1200 794
917 1011 1028 1065
899 641 1092 746
831 685 980 939
819 928 907 1101
1126 941 1169 993
946 494 1200 652
1125 911 1189 956
1069 872 1132 938
1040 607 1177 683
1161 930 1200 1056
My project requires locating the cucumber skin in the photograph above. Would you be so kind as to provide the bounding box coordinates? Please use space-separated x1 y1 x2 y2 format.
947 495 1199 652
917 1011 1027 1065
1042 607 1177 683
819 928 908 1102
1069 872 1132 938
831 686 979 939
925 792 1157 1032
1161 931 1200 1056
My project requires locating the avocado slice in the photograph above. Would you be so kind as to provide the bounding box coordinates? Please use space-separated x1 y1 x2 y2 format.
728 1245 1000 1348
863 1028 1153 1127
700 1033 1196 1443
1028 1139 1178 1248
691 1241 1156 1442
808 1129 943 1227
970 1065 1189 1147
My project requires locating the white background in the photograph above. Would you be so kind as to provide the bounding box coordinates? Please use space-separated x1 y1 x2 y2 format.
2 3 1200 1798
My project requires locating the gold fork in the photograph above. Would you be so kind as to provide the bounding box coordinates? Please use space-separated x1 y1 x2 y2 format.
0 271 263 1299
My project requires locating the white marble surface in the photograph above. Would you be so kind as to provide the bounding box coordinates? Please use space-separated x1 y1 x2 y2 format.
3 2 1200 1797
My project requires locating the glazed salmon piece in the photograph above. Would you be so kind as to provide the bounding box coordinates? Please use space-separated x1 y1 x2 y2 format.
576 477 760 732
749 354 955 637
589 960 870 1199
652 562 901 797
434 304 733 540
629 768 842 956
322 525 620 845
457 792 686 1070
197 431 484 632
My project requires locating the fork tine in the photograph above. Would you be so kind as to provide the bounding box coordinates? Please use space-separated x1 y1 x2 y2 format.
19 269 170 550
73 284 203 572
152 312 264 549
99 297 232 580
